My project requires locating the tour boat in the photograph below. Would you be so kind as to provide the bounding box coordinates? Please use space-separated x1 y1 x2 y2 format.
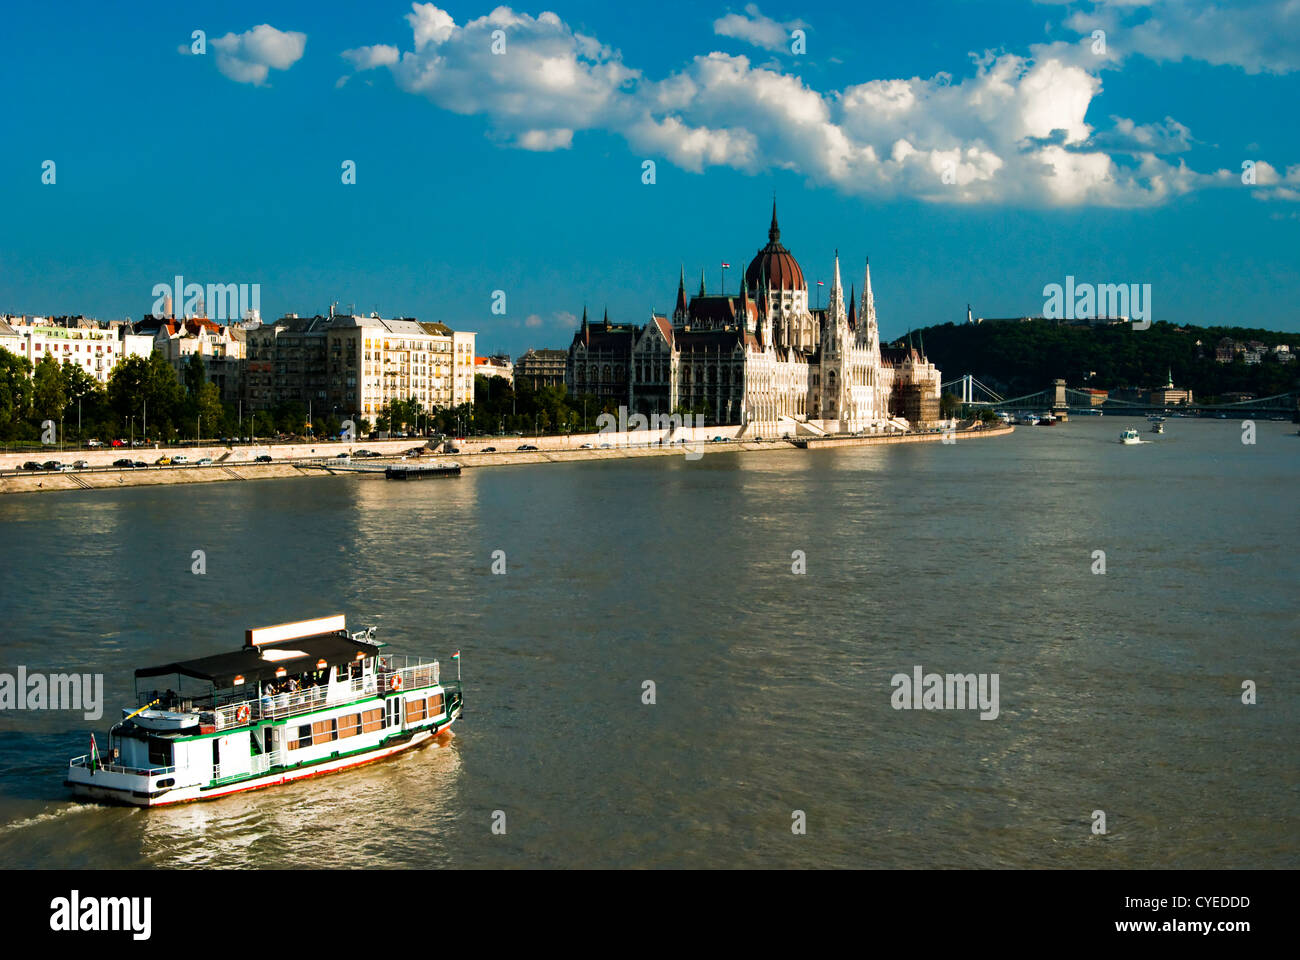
65 615 462 807
1119 429 1141 444
1151 422 1165 434
1018 413 1040 426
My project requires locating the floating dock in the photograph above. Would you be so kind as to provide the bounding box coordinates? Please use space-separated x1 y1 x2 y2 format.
384 463 462 480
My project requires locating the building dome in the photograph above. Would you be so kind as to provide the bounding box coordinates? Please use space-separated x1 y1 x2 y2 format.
744 202 806 292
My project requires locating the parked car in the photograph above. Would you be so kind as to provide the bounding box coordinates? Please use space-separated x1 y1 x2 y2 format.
86 439 102 448
516 444 538 451
711 436 727 442
133 461 148 468
335 452 351 460
445 446 460 454
154 456 172 465
194 457 213 466
598 443 612 449
579 443 593 449
254 454 273 463
21 461 43 471
110 439 124 448
481 446 497 453
113 458 135 468
42 460 66 471
72 460 90 469
170 455 189 465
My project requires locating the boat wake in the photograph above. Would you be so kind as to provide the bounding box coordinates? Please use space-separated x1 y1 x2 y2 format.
0 802 107 834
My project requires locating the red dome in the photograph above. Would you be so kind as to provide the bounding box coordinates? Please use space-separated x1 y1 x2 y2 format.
745 203 805 292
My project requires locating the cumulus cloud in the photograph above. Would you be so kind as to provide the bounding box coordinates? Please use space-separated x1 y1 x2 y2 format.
210 24 306 86
713 4 806 54
1053 0 1300 75
1249 160 1300 201
338 3 1286 207
1092 115 1194 154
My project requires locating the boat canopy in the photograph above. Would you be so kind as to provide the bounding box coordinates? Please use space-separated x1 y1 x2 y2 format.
134 631 379 689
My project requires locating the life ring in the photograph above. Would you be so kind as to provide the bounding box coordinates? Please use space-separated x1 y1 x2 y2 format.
235 704 251 724
390 675 403 691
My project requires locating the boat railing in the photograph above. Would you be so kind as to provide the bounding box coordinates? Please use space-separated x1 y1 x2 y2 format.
210 656 444 729
211 753 272 786
68 755 176 777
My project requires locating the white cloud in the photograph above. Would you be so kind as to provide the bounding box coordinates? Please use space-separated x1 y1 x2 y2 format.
1094 115 1194 154
210 24 307 86
342 44 400 71
713 4 806 54
338 3 1288 208
1055 0 1300 75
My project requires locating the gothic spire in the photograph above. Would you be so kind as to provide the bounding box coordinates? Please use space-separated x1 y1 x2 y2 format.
675 264 688 318
768 198 781 243
699 268 707 297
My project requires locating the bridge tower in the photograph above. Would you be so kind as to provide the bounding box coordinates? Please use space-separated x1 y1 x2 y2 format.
1051 378 1069 422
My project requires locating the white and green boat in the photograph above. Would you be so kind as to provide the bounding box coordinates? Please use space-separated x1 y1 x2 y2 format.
66 615 462 806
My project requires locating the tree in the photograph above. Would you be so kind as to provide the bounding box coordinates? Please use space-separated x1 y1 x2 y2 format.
0 348 33 439
32 354 67 422
108 352 184 440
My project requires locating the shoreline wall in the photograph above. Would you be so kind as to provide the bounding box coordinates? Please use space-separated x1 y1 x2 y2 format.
0 425 1013 496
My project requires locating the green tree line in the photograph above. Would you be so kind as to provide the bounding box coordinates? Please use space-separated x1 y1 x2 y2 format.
910 320 1300 402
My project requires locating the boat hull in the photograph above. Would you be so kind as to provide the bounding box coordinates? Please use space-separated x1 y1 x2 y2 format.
67 716 457 807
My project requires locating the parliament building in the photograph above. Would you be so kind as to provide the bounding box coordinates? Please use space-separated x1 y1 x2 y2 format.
566 204 942 435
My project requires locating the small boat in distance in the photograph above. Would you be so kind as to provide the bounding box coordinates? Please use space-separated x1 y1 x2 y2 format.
1151 422 1165 434
66 615 462 807
1119 429 1141 444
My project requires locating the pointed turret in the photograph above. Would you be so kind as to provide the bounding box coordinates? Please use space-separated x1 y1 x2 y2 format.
849 283 857 330
674 264 688 320
825 250 848 352
768 199 781 243
860 257 880 353
737 270 750 332
698 269 706 298
602 306 610 330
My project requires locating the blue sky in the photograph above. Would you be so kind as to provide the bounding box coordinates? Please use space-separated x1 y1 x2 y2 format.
2 0 1298 355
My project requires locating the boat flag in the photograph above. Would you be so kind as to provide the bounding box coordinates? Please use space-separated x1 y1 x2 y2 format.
89 733 99 773
721 262 730 268
452 651 460 660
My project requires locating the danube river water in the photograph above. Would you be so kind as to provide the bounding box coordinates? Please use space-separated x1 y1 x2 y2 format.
0 417 1296 869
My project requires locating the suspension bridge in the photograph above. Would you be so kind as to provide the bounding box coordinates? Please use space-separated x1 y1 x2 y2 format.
941 374 1300 418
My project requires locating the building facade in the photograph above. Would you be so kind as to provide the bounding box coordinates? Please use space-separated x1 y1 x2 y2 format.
246 312 476 419
0 315 152 383
474 354 514 385
514 348 568 390
565 205 942 434
152 317 248 403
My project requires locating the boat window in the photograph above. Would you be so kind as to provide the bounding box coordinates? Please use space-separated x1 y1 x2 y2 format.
361 708 383 733
338 714 361 739
149 738 173 768
288 724 312 750
405 698 428 723
429 693 444 716
312 719 338 745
